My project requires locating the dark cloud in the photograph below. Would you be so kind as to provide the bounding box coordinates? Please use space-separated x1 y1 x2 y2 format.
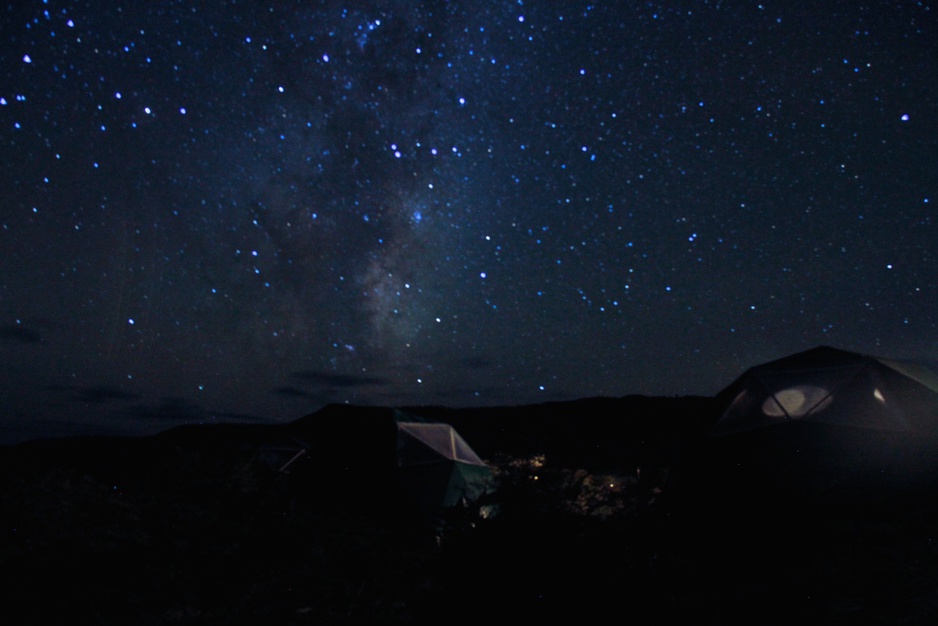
120 398 208 422
272 386 321 399
0 324 41 344
72 385 141 404
214 411 270 423
459 356 495 370
291 371 390 389
421 384 571 405
117 399 268 424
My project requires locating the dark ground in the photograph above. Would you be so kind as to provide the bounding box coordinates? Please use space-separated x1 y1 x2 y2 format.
3 396 938 625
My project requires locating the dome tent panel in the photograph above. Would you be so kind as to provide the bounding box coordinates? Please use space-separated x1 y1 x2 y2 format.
396 421 485 466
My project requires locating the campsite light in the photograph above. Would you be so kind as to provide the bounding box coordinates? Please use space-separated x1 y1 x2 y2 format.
762 385 832 419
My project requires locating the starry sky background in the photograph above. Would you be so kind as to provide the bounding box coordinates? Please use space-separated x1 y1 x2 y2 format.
1 1 935 442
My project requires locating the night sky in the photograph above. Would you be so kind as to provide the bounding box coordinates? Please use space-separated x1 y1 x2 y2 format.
1 1 935 443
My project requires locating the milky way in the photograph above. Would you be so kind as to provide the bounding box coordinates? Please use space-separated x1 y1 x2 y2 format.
0 1 935 442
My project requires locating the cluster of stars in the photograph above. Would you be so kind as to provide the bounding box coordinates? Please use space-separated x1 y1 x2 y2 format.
0 1 933 439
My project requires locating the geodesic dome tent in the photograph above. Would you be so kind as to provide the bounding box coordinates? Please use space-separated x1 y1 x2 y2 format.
690 346 938 508
711 346 938 437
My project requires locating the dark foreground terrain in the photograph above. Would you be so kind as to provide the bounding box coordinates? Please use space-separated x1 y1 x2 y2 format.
3 396 938 625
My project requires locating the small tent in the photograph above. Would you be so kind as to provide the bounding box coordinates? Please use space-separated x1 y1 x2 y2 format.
395 416 493 515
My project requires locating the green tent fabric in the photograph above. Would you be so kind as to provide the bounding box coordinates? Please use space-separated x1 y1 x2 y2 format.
395 419 493 512
711 346 938 437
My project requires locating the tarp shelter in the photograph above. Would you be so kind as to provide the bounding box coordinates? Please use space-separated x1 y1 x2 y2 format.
712 346 938 437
